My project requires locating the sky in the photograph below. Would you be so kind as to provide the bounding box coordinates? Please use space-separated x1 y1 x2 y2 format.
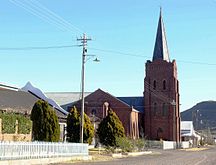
0 0 216 112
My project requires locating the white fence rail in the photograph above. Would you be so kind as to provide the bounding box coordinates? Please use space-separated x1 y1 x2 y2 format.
0 141 88 160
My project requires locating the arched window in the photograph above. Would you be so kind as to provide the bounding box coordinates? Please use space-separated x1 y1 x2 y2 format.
163 80 166 90
103 102 109 118
153 103 157 116
153 80 156 90
91 109 96 115
157 127 163 140
162 103 168 116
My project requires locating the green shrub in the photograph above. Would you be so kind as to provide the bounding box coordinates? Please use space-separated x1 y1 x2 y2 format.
97 109 125 147
17 115 32 134
116 137 133 153
134 138 145 151
0 113 16 134
67 106 94 144
31 100 60 142
0 112 32 134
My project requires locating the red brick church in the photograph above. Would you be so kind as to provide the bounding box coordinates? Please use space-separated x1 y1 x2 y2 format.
144 10 180 142
47 10 181 142
0 11 180 143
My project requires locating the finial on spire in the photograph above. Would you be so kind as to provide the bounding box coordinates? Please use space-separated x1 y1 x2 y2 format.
160 6 162 14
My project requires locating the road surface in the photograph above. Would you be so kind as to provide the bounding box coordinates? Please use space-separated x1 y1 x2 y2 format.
55 146 216 165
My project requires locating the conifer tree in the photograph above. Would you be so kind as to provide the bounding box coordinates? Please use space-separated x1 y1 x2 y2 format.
67 106 94 144
97 109 125 146
66 106 80 143
31 100 60 142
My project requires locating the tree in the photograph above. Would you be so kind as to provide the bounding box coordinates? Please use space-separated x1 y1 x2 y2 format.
97 109 125 146
30 100 60 142
66 106 80 143
67 106 94 144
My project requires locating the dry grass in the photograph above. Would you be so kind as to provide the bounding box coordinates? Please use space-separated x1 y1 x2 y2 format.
181 147 208 152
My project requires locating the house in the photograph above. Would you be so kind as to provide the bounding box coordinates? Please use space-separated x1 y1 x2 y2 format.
0 82 68 141
181 121 201 146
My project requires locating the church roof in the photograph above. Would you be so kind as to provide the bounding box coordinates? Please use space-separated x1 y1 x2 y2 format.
153 9 170 62
117 97 144 113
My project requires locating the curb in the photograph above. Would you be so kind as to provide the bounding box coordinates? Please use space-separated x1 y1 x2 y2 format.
0 156 91 165
112 151 153 158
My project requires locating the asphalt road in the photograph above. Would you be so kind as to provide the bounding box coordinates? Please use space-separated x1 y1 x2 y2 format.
55 146 216 165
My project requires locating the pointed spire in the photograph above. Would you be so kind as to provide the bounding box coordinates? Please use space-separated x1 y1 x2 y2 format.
152 8 170 62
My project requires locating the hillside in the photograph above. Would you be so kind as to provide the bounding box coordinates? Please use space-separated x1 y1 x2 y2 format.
181 101 216 130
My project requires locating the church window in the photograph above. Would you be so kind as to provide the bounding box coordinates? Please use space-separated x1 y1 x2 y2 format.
157 127 163 140
153 103 157 116
162 103 168 116
91 109 96 115
153 80 156 90
163 80 166 90
103 102 109 118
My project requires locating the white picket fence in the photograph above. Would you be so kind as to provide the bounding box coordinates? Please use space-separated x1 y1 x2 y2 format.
0 141 88 160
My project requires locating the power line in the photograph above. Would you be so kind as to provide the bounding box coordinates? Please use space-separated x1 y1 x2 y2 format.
178 60 216 66
0 45 78 50
89 47 150 58
9 1 216 66
1 44 216 66
28 0 83 33
89 47 216 66
9 0 83 34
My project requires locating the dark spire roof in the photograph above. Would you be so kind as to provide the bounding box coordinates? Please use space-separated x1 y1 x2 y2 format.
152 8 170 62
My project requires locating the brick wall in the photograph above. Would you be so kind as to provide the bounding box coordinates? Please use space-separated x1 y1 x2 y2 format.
75 89 140 139
144 60 180 142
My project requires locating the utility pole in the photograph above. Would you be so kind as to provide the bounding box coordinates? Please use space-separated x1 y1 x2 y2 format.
77 33 91 143
171 100 176 147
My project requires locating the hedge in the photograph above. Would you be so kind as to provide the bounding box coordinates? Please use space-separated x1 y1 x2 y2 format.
0 112 32 134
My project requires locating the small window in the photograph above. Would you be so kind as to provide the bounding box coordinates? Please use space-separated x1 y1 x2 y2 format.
162 103 168 116
153 80 156 90
163 80 166 90
91 109 96 115
153 103 157 116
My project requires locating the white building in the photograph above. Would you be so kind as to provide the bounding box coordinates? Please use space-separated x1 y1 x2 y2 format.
181 121 201 146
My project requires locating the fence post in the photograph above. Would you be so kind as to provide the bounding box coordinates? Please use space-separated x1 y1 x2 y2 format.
15 119 18 134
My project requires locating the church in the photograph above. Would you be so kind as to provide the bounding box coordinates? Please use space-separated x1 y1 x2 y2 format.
59 10 181 142
0 10 180 142
144 10 180 142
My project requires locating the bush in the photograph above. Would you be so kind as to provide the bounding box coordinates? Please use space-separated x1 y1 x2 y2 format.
67 106 94 144
67 106 80 143
115 137 146 153
31 100 60 142
116 137 133 153
97 109 125 147
0 112 16 134
134 138 145 151
0 112 32 134
17 114 32 134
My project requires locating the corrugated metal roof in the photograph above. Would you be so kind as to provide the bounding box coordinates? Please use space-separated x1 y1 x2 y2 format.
45 92 91 106
117 97 144 113
0 86 66 120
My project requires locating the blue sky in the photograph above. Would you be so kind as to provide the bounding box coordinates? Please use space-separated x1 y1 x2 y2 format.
0 0 216 111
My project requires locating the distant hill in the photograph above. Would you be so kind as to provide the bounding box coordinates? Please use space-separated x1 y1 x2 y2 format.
181 101 216 130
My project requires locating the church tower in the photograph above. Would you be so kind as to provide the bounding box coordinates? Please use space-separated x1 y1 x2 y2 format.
144 10 180 142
